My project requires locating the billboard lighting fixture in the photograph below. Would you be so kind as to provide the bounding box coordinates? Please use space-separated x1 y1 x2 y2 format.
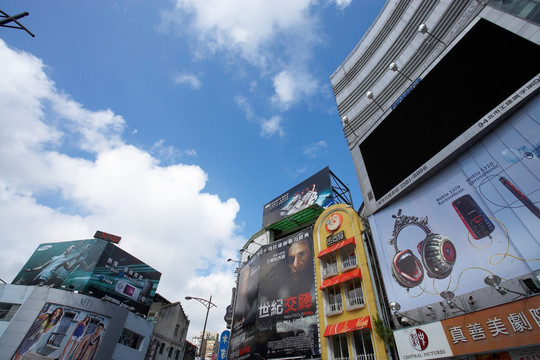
239 249 254 255
440 291 466 312
227 258 241 264
366 91 385 112
484 275 527 297
389 301 419 326
418 24 446 46
389 62 413 82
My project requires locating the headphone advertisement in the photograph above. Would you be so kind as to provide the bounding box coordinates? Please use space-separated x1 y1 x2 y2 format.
368 94 540 314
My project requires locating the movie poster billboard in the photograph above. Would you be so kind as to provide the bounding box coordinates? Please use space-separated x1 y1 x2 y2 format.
369 95 540 313
229 228 319 359
11 302 110 360
262 167 334 227
12 239 161 315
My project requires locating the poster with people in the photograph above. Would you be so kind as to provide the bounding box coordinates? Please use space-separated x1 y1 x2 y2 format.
11 303 109 360
229 228 319 359
12 239 161 315
369 95 540 313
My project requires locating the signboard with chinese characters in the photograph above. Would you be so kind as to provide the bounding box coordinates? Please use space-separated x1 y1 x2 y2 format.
394 322 453 360
442 296 540 356
394 296 540 359
218 330 230 360
229 228 319 359
12 239 161 315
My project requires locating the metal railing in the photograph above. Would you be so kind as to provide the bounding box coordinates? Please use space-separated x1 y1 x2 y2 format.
347 296 365 310
323 263 339 278
341 256 358 271
327 302 344 316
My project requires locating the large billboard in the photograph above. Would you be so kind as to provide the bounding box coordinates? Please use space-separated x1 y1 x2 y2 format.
12 239 161 315
369 94 540 313
262 167 334 227
355 19 540 215
393 296 540 359
229 228 319 360
11 302 110 360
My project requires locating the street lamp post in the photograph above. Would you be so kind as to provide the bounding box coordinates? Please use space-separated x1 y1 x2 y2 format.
185 295 217 359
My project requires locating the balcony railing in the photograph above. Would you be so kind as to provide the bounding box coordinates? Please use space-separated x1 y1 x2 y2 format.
326 302 343 316
347 296 365 310
323 263 339 278
341 256 357 272
354 354 376 360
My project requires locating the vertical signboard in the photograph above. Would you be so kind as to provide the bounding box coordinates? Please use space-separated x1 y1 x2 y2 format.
12 239 161 315
262 167 334 227
229 228 320 359
11 302 110 360
368 95 540 313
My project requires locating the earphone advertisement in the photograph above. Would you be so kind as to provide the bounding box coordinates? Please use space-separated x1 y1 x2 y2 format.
369 94 540 313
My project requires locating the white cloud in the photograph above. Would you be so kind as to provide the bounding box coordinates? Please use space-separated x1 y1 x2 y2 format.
164 0 329 115
332 0 353 10
303 140 328 159
151 139 198 164
0 39 243 338
174 72 202 89
260 116 285 138
271 70 319 110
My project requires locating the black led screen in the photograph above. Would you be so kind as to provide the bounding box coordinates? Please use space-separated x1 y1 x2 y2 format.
359 19 540 201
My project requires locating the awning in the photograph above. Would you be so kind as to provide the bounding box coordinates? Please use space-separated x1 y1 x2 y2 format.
320 268 362 290
323 316 371 337
317 236 356 258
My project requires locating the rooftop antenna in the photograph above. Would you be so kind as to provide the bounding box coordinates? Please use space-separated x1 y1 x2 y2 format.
0 9 35 37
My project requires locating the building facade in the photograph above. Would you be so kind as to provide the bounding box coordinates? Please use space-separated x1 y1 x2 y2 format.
0 284 154 359
331 0 540 359
146 294 190 360
313 204 388 360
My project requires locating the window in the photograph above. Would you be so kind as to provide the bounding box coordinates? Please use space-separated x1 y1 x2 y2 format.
175 349 181 360
345 278 364 310
340 244 357 272
168 347 174 357
118 328 144 350
352 329 375 360
0 303 21 322
326 285 343 316
159 343 165 354
331 333 350 360
174 324 180 336
322 252 338 278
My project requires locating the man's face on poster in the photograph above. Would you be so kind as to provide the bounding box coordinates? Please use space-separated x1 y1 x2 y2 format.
287 241 311 281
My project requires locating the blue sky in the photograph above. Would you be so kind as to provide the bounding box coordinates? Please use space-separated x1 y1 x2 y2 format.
0 0 383 339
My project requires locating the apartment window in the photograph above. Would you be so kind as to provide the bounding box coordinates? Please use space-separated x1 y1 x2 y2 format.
322 252 338 278
118 328 144 350
352 329 375 360
326 285 343 316
331 333 350 360
0 303 20 322
340 244 357 272
345 278 364 310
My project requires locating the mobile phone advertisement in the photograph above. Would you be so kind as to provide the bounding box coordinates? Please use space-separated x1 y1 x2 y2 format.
369 94 540 313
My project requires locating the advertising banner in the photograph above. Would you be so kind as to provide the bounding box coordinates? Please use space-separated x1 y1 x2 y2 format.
369 94 540 313
394 296 540 359
229 228 319 359
12 239 161 315
11 302 110 360
262 167 333 227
